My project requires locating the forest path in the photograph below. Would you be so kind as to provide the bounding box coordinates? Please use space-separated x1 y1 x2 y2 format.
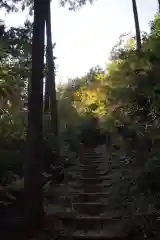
45 144 153 239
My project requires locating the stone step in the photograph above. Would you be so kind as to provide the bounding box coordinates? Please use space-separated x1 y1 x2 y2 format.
69 173 106 180
78 166 110 172
68 170 108 177
68 174 122 184
71 228 129 239
68 172 134 183
72 168 106 174
79 164 107 169
71 198 125 212
79 158 105 162
71 192 111 202
79 163 107 168
68 172 100 177
71 191 111 195
62 215 127 231
78 178 111 185
81 152 104 155
82 149 106 154
80 153 104 157
81 171 109 177
80 157 104 161
69 180 115 188
73 202 107 215
77 164 107 169
81 157 104 161
80 157 105 161
67 174 105 181
59 178 130 192
68 182 115 193
69 164 102 170
68 169 124 178
68 186 123 197
79 168 108 174
79 162 105 166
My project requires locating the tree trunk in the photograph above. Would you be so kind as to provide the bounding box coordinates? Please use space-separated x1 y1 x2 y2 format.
44 53 50 112
132 0 141 51
0 20 4 38
46 0 60 162
44 79 50 112
24 0 45 235
158 0 160 13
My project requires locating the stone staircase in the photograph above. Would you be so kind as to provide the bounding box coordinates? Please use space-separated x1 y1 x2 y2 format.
50 145 132 239
46 144 153 239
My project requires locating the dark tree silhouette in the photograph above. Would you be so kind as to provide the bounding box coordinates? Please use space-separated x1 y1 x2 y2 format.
132 0 141 51
24 0 100 236
158 0 160 13
45 0 60 163
24 0 46 235
60 0 96 10
0 20 4 38
44 54 50 112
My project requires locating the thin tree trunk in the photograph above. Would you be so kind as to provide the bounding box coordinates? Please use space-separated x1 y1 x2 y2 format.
44 52 50 112
158 0 160 13
24 0 45 235
44 79 50 112
132 0 141 51
0 20 4 38
46 0 60 162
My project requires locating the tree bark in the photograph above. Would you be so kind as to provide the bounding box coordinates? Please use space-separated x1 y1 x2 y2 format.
158 0 160 13
24 0 45 235
44 52 50 112
0 21 4 38
46 0 60 162
132 0 141 51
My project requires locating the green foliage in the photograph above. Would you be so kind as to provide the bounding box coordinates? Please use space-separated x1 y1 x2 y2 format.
60 0 96 10
56 15 160 195
1 3 160 217
0 0 97 15
0 137 25 183
0 20 32 105
0 21 32 186
0 0 33 13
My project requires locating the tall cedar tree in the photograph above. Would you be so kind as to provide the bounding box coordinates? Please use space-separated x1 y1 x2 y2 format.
132 0 141 51
158 0 160 13
0 21 4 38
45 0 60 162
24 0 45 235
